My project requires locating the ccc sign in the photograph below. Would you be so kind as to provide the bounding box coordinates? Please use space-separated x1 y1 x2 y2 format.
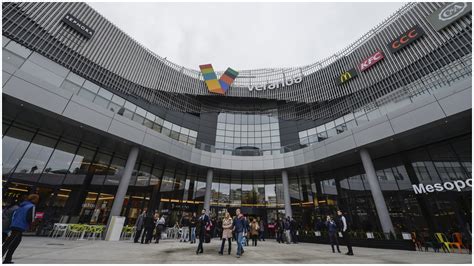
387 25 425 54
336 68 358 85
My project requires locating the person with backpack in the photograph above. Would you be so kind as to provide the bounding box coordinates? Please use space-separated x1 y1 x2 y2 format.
195 209 209 255
2 201 21 243
326 215 341 253
3 194 39 264
337 209 354 256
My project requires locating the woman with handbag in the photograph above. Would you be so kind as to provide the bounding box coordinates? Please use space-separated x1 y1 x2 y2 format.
250 218 260 246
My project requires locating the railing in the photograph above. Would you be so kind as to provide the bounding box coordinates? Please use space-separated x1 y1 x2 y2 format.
193 54 472 156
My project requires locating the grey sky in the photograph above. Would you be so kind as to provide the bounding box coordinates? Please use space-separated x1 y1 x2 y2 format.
88 2 406 71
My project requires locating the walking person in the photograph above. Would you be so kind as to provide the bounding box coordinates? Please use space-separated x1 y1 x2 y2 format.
134 208 147 243
258 218 265 241
189 212 197 244
3 194 39 264
2 200 21 243
326 215 341 253
337 210 354 256
218 211 233 255
141 210 154 244
155 214 165 244
250 218 260 246
276 218 284 243
180 214 189 242
195 209 209 255
233 208 246 258
284 217 292 244
290 217 298 244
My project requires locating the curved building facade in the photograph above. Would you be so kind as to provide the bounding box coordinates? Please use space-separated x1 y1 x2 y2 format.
2 2 472 241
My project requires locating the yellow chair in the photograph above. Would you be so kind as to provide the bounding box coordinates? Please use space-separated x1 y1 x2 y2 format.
435 233 453 253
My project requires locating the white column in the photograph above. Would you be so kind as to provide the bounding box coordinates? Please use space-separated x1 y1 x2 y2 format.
281 170 293 218
360 148 395 235
109 146 139 218
203 168 213 212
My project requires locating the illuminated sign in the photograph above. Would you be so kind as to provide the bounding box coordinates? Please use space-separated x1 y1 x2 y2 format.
199 64 239 95
62 13 94 39
248 76 303 92
387 25 425 54
336 68 358 85
358 50 384 72
412 178 472 194
427 2 472 31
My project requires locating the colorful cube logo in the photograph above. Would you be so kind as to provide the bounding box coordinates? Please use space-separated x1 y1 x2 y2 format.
199 64 239 95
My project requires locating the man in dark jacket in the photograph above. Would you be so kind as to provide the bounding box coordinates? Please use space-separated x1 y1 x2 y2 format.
326 215 341 253
134 208 147 243
196 209 209 255
189 212 197 244
337 210 354 256
3 194 39 264
142 211 155 244
290 217 298 244
233 209 247 258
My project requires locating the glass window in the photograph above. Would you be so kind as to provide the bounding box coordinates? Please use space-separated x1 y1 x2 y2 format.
62 146 95 185
38 141 77 185
154 116 164 126
124 101 137 112
82 81 100 94
299 131 308 139
308 127 317 136
77 87 96 102
111 95 125 106
93 95 110 109
160 170 175 192
316 125 325 133
61 80 81 94
11 134 57 183
2 127 35 177
97 88 113 100
163 121 172 129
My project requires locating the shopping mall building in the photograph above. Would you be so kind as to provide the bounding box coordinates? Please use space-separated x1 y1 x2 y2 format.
2 2 472 240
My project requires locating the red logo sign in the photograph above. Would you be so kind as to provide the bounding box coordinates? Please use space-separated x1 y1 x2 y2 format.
35 212 44 219
358 50 384 72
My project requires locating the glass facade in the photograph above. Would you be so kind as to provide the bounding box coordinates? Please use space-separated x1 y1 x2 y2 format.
2 117 471 239
59 74 198 147
215 111 281 155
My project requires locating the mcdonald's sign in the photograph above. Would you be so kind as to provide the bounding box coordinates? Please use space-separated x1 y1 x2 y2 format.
336 68 358 85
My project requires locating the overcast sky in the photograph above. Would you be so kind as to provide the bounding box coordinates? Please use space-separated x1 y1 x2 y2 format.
88 2 405 71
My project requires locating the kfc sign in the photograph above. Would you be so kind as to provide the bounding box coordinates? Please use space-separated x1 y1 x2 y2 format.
387 25 425 54
358 50 384 72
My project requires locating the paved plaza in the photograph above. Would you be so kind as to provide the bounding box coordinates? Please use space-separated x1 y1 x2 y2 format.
6 236 472 264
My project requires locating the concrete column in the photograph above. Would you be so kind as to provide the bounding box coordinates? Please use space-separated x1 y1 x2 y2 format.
108 146 139 219
281 170 293 218
203 168 213 212
359 148 395 235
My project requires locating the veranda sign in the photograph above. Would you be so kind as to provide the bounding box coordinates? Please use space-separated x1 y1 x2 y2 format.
248 76 303 92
